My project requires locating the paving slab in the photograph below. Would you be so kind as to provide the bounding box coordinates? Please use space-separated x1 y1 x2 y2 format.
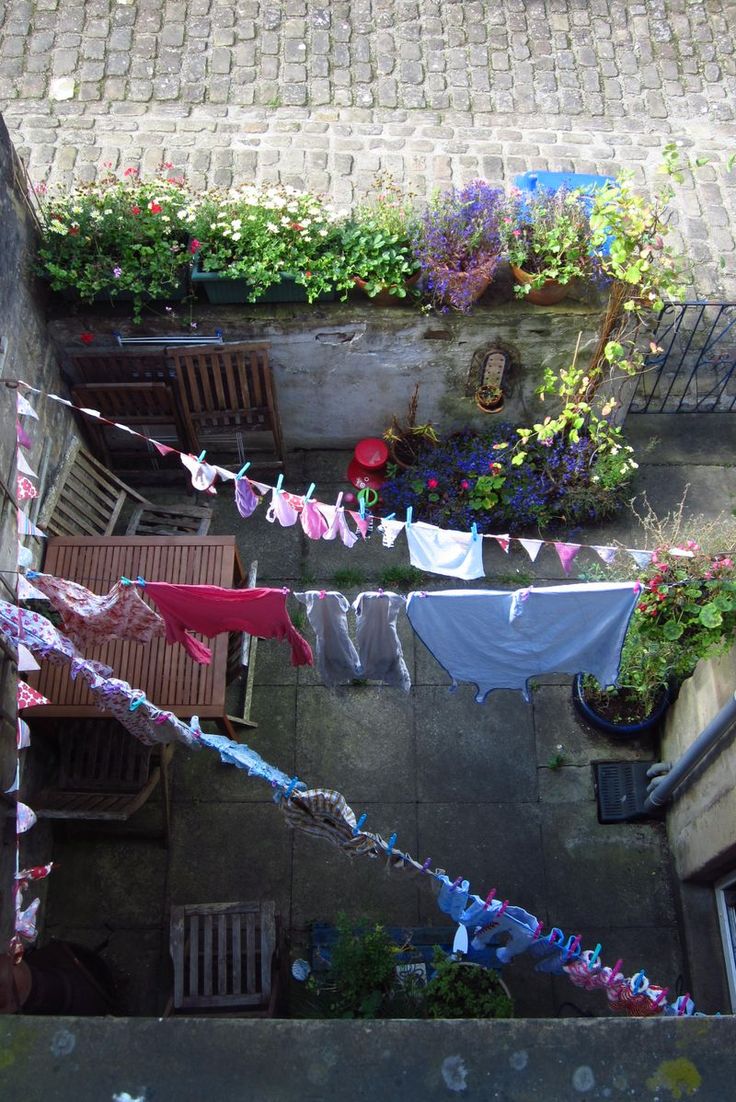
295 684 416 802
167 802 293 918
415 685 538 803
532 684 657 766
540 803 677 931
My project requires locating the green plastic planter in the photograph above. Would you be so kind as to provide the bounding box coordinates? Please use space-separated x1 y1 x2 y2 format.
191 260 335 304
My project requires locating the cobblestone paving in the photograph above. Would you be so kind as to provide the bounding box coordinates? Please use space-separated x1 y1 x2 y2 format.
1 0 735 295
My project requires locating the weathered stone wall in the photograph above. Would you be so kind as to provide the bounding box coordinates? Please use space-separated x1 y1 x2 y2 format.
0 114 80 950
49 294 605 450
661 645 736 883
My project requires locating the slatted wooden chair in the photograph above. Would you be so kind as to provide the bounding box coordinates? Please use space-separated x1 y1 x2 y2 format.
42 443 212 537
69 381 194 469
67 349 174 387
169 901 282 1015
167 343 285 470
34 719 173 840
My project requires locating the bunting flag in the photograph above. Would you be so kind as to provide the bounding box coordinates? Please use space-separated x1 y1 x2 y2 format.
16 475 38 502
17 575 47 601
593 545 618 565
16 862 53 882
518 538 544 562
629 549 654 569
18 543 33 568
16 420 32 450
17 719 31 749
16 452 36 478
17 681 50 710
152 441 176 457
15 802 37 834
17 509 45 538
14 897 40 941
16 394 38 419
554 542 582 575
17 644 40 673
493 534 510 553
5 762 19 794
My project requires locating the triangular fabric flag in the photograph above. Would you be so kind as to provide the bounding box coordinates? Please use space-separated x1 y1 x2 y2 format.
17 644 40 672
493 534 511 553
16 802 37 834
16 452 36 478
629 548 654 569
518 538 544 562
213 465 236 482
349 511 370 539
17 476 38 501
16 393 39 419
15 897 40 939
17 681 50 710
113 420 138 435
554 541 582 575
592 545 617 565
17 719 31 749
5 762 19 794
17 544 33 568
17 863 53 882
78 407 102 419
17 509 45 538
16 420 32 449
17 575 48 601
251 479 271 494
152 440 176 457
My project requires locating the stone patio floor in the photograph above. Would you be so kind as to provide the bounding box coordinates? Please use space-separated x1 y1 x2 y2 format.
37 413 736 1017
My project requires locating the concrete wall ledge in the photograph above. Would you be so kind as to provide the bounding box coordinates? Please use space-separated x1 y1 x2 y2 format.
2 1016 735 1100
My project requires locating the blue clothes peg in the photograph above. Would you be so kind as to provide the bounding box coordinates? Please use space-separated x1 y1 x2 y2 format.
304 482 316 502
353 812 367 836
631 970 647 994
136 575 146 587
276 474 284 493
471 522 478 542
129 693 146 712
26 569 38 579
420 858 432 874
120 576 132 586
586 943 602 971
386 832 397 856
449 876 463 892
384 513 396 522
197 451 207 462
236 461 251 478
283 776 299 799
406 506 412 527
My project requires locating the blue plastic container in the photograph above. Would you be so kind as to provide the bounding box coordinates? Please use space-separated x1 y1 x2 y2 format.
513 171 615 198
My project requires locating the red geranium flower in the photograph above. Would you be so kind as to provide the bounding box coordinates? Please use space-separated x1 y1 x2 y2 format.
427 478 439 489
460 479 470 490
68 226 79 235
131 205 141 215
189 239 201 253
290 221 304 231
305 270 312 278
123 166 139 177
149 202 162 214
79 332 94 345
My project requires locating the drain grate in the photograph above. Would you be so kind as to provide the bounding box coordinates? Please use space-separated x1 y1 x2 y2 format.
593 761 654 823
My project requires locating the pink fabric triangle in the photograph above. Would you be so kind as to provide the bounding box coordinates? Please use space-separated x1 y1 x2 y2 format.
554 541 582 575
17 681 50 710
629 548 654 569
592 545 617 564
152 440 176 457
16 421 32 450
17 476 38 501
17 393 39 419
348 511 370 539
17 576 45 601
493 534 511 553
518 538 544 562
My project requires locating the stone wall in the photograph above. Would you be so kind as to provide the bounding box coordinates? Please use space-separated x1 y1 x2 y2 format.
49 294 606 451
661 645 736 883
0 114 80 949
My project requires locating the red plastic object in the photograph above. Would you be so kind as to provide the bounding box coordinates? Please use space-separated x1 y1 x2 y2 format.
347 458 386 490
353 437 389 469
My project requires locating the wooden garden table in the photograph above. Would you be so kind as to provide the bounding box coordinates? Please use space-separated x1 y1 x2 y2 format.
27 536 244 737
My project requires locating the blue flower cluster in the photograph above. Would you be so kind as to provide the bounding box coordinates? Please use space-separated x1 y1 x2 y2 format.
381 424 633 534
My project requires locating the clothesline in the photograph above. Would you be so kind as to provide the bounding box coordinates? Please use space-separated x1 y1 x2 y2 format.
14 380 679 576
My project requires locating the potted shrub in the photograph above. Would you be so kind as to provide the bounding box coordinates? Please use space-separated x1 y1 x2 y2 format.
342 176 420 305
412 180 504 312
574 509 736 735
36 167 195 322
475 382 504 414
383 384 439 470
190 183 345 304
305 914 400 1019
425 948 513 1019
498 187 596 305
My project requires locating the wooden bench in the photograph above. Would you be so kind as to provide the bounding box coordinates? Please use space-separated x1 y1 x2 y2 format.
169 900 281 1015
34 719 173 841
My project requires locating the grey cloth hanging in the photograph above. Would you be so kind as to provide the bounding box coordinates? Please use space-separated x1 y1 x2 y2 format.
294 591 361 687
352 591 411 692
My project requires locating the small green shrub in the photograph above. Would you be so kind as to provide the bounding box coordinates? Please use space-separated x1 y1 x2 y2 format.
425 948 513 1019
325 914 398 1019
332 567 366 589
379 564 426 590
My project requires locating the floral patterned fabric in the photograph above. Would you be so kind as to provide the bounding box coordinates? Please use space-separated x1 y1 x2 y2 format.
27 574 165 650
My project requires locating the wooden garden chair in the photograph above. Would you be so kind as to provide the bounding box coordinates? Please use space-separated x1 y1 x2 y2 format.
69 381 193 470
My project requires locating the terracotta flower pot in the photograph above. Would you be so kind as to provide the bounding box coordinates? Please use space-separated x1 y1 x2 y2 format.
437 269 492 311
511 265 569 306
475 387 504 414
352 272 420 306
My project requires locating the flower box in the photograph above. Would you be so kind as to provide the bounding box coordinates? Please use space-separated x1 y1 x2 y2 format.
191 260 335 305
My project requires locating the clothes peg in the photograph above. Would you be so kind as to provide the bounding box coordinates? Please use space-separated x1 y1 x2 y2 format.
631 971 647 994
406 506 412 527
128 693 145 712
384 513 396 522
276 474 284 493
607 959 623 985
353 813 367 836
304 482 316 502
136 575 146 587
359 495 366 520
283 777 299 799
197 451 207 462
471 522 478 542
449 876 463 892
562 935 582 962
677 994 691 1016
653 987 669 1007
386 833 397 857
586 943 602 971
498 899 509 917
420 858 432 874
545 928 564 946
532 922 544 940
318 590 326 600
236 462 251 478
482 889 497 911
26 569 38 579
120 576 132 586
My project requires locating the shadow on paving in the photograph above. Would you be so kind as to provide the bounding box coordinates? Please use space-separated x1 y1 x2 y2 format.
39 424 726 1018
